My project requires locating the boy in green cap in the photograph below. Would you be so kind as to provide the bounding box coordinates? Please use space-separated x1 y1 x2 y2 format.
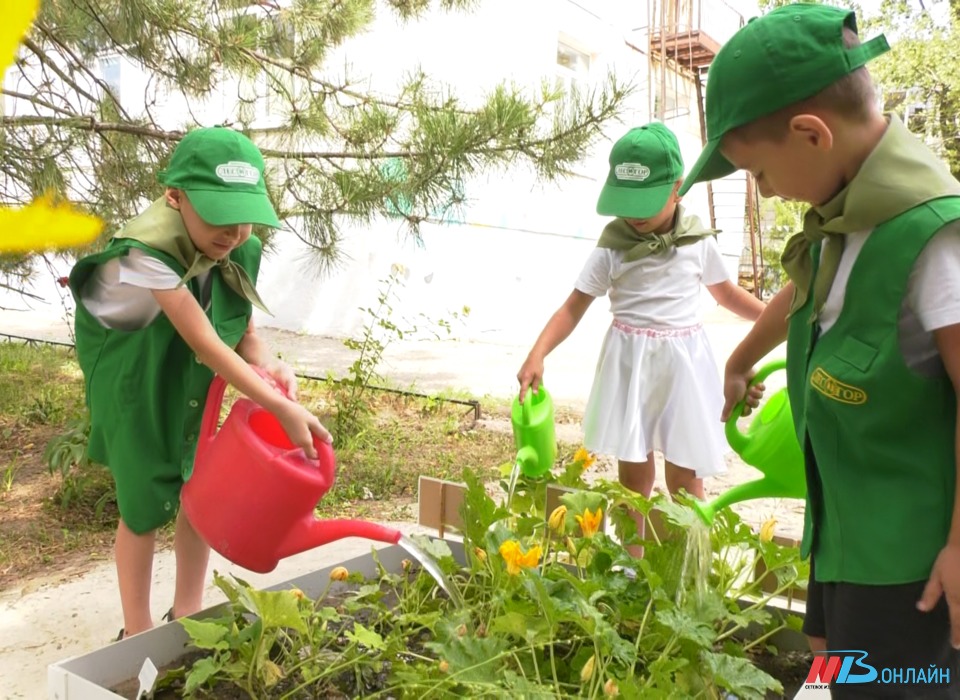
682 3 960 693
518 122 764 556
69 126 332 640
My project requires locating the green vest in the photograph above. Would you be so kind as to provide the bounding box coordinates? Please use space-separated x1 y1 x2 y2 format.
68 236 261 532
787 198 960 584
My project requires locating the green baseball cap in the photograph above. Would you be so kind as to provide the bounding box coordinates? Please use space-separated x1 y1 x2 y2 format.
158 126 281 228
596 123 684 219
679 3 889 196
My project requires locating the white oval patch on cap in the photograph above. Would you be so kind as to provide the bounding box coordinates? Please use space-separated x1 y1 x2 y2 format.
615 163 650 181
216 161 260 184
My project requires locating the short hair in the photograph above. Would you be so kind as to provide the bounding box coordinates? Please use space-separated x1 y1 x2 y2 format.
730 27 878 142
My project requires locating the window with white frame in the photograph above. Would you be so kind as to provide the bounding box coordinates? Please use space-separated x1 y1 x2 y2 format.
98 54 122 101
556 40 592 95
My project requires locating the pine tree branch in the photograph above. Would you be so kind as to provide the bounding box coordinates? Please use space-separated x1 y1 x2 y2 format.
0 115 183 141
20 37 101 107
0 90 78 118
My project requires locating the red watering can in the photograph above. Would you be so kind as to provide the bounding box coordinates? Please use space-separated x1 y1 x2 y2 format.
181 371 402 574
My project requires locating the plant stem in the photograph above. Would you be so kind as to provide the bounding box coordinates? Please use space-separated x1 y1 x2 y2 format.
742 622 787 653
629 597 655 676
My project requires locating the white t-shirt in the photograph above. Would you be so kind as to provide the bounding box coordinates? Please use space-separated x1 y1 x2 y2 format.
817 222 960 374
575 236 730 328
80 248 210 331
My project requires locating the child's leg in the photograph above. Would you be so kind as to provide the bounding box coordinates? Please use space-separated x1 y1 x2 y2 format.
663 461 704 500
171 508 210 620
115 519 157 637
618 455 656 558
802 560 828 652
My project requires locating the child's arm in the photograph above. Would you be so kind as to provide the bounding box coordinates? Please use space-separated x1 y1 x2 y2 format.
706 280 766 321
235 317 299 399
721 282 793 421
517 290 595 402
918 322 960 646
152 287 332 456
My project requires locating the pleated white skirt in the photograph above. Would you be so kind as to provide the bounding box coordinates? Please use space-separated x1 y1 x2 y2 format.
582 319 728 476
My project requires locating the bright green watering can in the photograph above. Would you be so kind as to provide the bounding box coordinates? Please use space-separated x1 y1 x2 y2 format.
511 386 557 478
692 360 807 526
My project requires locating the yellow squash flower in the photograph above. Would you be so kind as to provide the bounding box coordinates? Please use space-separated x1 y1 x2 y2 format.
498 539 542 575
548 504 568 534
580 654 596 682
604 679 619 696
473 546 487 562
576 507 603 538
573 447 597 469
759 518 777 544
0 2 103 253
330 566 349 581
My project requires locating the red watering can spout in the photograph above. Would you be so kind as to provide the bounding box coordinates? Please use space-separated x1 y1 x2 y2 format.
277 518 403 561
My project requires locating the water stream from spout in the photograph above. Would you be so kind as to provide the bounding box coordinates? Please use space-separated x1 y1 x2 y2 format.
505 459 522 511
397 534 464 608
675 518 712 609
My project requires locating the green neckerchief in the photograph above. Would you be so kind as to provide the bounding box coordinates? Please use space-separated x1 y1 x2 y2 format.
115 197 270 314
596 205 716 262
781 114 960 319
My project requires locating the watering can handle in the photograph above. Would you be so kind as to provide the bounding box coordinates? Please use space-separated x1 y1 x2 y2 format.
520 383 545 425
197 367 290 458
724 359 787 451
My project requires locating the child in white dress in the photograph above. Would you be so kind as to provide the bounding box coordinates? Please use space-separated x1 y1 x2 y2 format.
517 122 765 555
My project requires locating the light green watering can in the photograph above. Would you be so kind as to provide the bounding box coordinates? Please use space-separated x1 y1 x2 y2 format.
511 386 557 478
692 359 807 526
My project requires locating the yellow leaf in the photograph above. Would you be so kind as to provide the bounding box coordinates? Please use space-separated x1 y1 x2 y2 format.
0 193 103 253
262 659 284 687
1 0 38 75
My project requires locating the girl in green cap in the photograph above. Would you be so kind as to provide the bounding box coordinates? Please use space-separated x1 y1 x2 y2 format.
68 126 332 640
517 122 765 557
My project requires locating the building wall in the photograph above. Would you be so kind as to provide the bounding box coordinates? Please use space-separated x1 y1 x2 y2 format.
2 0 750 347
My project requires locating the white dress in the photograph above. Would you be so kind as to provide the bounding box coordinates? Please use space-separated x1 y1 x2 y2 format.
575 237 730 476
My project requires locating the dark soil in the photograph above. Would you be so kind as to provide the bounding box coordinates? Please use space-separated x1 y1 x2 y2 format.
753 649 814 698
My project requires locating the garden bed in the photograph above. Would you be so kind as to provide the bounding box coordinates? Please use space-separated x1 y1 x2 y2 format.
50 458 813 699
50 538 812 700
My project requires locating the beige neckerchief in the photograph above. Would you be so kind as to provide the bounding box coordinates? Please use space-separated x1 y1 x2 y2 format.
115 198 269 314
596 205 716 262
781 114 960 319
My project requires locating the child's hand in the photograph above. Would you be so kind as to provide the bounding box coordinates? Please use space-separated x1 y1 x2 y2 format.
276 400 333 458
918 542 960 648
721 367 764 421
261 357 298 400
517 355 545 403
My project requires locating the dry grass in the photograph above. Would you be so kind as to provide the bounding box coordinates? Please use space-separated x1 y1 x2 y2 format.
0 341 519 591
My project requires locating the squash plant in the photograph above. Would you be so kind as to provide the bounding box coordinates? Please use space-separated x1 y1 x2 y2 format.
156 450 806 699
